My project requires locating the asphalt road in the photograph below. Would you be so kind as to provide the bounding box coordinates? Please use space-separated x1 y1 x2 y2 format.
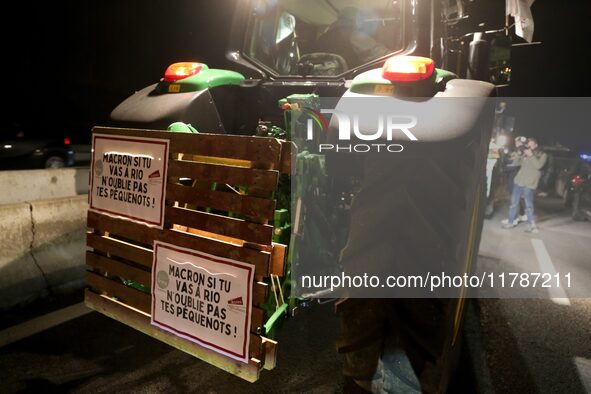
472 196 591 394
0 195 589 393
0 301 344 393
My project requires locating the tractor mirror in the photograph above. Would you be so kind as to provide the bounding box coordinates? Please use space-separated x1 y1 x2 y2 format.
276 12 296 44
489 33 512 86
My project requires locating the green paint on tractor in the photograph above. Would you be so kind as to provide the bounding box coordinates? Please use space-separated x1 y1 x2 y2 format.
156 65 245 94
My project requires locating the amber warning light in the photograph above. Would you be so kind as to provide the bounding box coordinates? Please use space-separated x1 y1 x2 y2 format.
382 56 435 82
163 62 203 82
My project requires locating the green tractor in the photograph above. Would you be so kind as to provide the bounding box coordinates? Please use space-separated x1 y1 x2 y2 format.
110 0 514 392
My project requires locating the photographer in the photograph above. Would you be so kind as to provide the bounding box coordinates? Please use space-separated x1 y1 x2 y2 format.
502 138 548 233
500 136 527 225
505 136 527 193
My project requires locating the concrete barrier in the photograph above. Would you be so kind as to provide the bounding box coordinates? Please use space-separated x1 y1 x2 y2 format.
0 203 47 309
31 197 88 294
0 195 88 310
0 167 89 205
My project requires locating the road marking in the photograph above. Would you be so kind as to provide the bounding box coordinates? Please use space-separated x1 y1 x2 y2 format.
0 302 91 348
530 238 571 306
575 357 591 394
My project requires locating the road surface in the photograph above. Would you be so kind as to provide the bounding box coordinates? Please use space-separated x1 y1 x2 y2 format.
472 196 591 394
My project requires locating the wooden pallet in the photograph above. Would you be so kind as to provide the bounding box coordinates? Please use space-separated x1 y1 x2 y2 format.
85 126 292 382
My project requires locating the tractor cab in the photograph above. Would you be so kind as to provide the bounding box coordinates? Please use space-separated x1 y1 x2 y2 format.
111 0 510 134
111 0 417 132
239 0 406 77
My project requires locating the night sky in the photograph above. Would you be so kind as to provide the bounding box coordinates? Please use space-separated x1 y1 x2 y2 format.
4 0 590 150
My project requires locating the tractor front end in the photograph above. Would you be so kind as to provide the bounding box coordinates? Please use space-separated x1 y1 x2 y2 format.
102 0 515 391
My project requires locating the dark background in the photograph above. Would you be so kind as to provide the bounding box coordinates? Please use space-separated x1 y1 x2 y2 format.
3 0 590 149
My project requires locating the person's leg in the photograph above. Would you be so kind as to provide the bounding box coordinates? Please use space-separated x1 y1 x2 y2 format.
523 188 539 232
523 187 535 225
506 167 517 194
518 197 527 222
507 185 523 224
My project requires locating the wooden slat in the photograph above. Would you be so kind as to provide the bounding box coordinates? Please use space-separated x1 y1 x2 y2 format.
93 127 282 168
88 211 156 245
185 227 243 246
169 135 281 169
166 183 276 220
157 229 269 277
249 335 263 360
85 290 262 382
252 307 266 335
87 233 153 269
181 154 252 168
251 307 265 336
165 206 273 246
253 282 269 306
88 212 270 277
86 251 151 286
168 160 279 192
262 337 278 370
86 271 151 312
270 243 287 277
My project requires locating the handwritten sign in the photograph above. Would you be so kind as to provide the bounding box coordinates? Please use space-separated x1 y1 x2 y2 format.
89 134 169 228
151 241 253 363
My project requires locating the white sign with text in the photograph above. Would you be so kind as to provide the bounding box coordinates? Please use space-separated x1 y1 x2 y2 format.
89 133 169 228
151 241 254 363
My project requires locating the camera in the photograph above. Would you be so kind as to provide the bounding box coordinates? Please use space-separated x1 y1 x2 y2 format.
514 136 528 153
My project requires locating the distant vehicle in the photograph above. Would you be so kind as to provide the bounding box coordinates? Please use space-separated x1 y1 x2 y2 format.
539 144 578 197
554 151 587 205
570 156 591 221
0 131 76 170
68 135 92 166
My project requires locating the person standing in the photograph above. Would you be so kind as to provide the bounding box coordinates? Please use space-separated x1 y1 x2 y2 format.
501 136 527 225
502 138 547 233
505 136 527 193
